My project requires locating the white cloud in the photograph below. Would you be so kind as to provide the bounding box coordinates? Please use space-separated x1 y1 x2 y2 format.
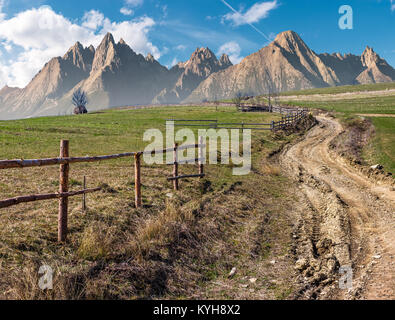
223 1 278 26
126 0 144 6
217 41 244 64
120 7 134 16
176 44 187 51
3 43 11 52
0 7 94 51
120 0 142 16
0 6 160 88
170 57 178 67
391 0 395 11
82 10 105 29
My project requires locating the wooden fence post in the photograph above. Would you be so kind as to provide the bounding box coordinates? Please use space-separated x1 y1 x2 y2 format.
82 175 86 212
173 143 179 190
198 136 204 178
134 153 142 208
58 140 69 242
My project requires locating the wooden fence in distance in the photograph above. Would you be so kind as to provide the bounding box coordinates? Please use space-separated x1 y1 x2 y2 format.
0 140 206 242
271 109 308 131
169 119 273 131
168 107 309 132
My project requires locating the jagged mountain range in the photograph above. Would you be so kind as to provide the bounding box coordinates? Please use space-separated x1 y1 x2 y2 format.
0 33 232 120
1 30 395 120
187 31 395 102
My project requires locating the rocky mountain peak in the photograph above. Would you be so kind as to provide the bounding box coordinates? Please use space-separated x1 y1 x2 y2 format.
64 41 83 58
0 85 10 92
219 54 233 67
146 53 155 63
361 46 380 68
88 45 95 53
274 30 303 44
72 41 83 51
91 33 117 72
62 41 95 72
273 30 309 53
102 32 116 46
190 47 216 61
0 85 19 96
176 47 221 78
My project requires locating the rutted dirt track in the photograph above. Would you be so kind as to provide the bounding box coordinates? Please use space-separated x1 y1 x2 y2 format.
280 115 394 300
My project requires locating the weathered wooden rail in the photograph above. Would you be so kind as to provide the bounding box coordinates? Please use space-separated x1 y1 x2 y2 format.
168 107 309 132
235 103 307 115
271 109 309 131
0 188 101 209
0 140 206 242
239 105 271 112
168 119 273 131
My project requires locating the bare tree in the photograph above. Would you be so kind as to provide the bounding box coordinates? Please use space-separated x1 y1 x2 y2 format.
213 95 220 112
72 89 88 115
232 91 244 112
261 69 282 112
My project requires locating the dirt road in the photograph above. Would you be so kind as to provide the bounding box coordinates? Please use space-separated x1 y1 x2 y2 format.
280 115 394 300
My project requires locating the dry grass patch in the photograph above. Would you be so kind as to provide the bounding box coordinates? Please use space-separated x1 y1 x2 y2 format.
78 222 118 261
262 164 281 176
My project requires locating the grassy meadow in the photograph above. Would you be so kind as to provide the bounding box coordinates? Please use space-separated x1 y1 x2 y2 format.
1 81 393 299
280 81 395 97
0 106 308 299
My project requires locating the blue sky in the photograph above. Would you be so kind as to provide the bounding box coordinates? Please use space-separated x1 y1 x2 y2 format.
0 0 394 88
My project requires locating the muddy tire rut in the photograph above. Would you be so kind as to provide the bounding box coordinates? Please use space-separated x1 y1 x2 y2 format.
280 115 394 300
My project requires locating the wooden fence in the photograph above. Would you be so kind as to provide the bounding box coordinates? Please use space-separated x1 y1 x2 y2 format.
271 109 309 131
169 119 273 131
239 105 271 112
271 106 307 115
0 139 206 242
234 103 307 114
168 107 309 132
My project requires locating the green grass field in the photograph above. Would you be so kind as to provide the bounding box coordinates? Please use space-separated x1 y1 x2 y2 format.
0 89 392 299
279 83 395 173
280 82 395 96
1 106 305 300
282 95 395 115
0 106 280 160
366 117 395 173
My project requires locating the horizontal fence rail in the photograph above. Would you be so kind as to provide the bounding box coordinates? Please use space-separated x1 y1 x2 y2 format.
0 188 101 209
0 139 206 243
168 107 309 132
0 144 202 170
168 174 205 181
168 120 272 131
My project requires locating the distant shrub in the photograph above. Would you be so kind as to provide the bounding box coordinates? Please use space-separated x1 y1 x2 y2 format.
72 89 88 115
